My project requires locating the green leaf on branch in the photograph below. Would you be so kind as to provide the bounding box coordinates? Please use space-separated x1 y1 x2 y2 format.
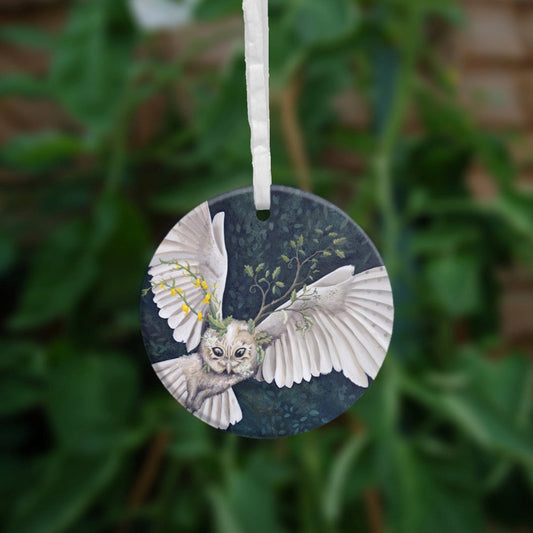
247 319 255 335
47 348 138 453
10 220 96 329
0 25 57 49
8 451 123 533
208 315 233 335
290 0 359 47
425 254 481 316
49 0 137 135
0 132 84 171
0 74 51 98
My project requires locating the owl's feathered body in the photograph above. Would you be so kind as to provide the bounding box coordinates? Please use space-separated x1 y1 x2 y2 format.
156 321 261 413
154 351 244 428
158 352 240 413
148 201 394 430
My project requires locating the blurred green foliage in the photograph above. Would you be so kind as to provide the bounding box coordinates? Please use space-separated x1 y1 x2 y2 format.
1 0 532 531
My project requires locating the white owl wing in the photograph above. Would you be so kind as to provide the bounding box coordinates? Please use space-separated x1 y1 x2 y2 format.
196 389 242 430
152 358 242 430
255 265 393 388
148 202 228 352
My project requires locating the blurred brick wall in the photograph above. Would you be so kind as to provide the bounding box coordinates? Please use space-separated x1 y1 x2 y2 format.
0 2 68 146
459 0 533 193
457 0 533 350
0 0 531 351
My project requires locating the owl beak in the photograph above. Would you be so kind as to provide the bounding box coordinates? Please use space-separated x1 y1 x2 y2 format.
226 361 232 374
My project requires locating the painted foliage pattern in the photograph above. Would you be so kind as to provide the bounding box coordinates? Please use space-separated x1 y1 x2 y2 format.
140 187 393 438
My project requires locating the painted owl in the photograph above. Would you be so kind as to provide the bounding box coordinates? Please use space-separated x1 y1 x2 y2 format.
148 202 393 430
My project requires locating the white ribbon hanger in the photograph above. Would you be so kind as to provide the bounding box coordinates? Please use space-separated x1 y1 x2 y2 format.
243 0 271 211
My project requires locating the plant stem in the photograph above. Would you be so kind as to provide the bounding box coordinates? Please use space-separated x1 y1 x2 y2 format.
253 245 329 323
280 71 312 192
369 3 422 530
118 429 171 533
374 8 419 274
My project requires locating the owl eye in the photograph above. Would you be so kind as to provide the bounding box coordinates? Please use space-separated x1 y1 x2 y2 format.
212 347 224 357
234 347 247 358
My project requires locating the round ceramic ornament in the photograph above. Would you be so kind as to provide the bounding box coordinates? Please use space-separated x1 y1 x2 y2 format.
140 186 394 438
140 0 394 437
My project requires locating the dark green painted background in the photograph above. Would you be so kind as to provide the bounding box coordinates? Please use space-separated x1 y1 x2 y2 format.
141 186 385 438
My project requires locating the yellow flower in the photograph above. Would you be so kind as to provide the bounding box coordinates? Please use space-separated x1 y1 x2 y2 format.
174 264 180 269
197 312 203 322
170 288 176 296
202 293 211 304
194 278 201 287
159 283 165 289
182 304 190 315
201 281 208 290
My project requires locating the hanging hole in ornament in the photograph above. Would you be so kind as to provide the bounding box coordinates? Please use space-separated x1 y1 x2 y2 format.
256 210 270 221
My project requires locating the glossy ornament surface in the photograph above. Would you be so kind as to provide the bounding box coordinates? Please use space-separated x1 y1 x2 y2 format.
140 186 393 438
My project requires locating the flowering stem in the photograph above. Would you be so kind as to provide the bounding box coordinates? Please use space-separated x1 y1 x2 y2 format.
152 260 219 321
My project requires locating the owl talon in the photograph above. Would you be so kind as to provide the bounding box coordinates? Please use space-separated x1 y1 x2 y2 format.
190 398 204 413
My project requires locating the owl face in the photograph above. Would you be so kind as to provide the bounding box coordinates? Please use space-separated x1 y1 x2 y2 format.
200 321 258 378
